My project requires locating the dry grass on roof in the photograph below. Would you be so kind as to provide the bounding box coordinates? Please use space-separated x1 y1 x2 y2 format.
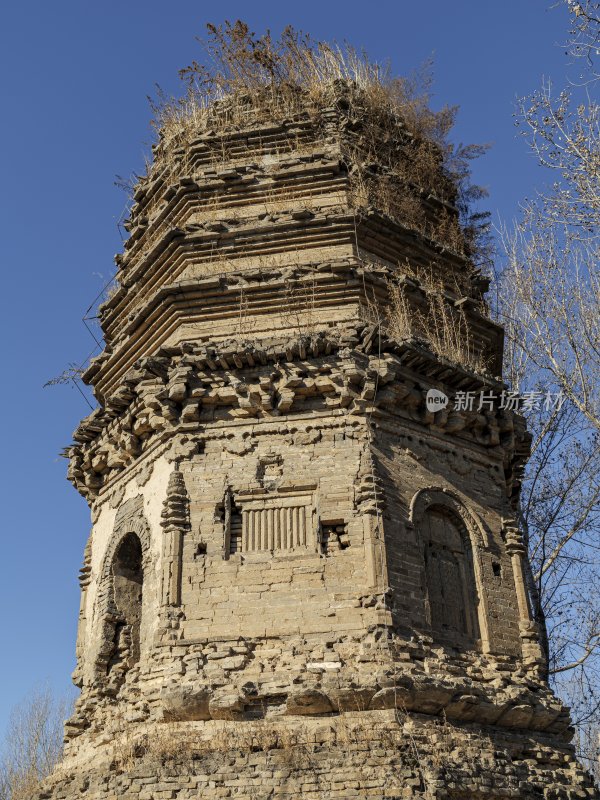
131 21 493 272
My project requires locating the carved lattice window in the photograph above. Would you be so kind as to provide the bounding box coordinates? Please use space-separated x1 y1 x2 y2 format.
227 492 315 555
421 509 480 645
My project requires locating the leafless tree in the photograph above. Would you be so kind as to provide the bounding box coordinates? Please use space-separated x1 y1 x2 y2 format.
497 0 600 777
564 0 600 83
0 687 70 800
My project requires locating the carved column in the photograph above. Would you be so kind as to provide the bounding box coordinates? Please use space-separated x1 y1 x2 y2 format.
161 464 190 607
503 518 546 670
72 536 92 688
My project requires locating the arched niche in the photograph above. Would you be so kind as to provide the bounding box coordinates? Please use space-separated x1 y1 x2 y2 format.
94 496 152 684
109 532 143 670
409 488 490 652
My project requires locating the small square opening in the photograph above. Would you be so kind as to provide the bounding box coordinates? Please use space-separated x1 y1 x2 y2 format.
320 521 349 553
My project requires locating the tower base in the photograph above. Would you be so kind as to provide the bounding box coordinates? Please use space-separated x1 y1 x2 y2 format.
38 711 597 799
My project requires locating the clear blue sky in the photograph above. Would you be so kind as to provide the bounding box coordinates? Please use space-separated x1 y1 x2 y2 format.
0 0 574 734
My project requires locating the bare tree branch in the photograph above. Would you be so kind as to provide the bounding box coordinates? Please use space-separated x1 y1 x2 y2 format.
494 0 600 772
0 686 72 800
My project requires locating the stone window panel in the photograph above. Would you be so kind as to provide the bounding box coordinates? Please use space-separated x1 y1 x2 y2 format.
227 491 316 555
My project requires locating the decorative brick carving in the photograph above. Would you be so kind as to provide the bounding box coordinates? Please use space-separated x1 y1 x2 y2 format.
160 465 190 606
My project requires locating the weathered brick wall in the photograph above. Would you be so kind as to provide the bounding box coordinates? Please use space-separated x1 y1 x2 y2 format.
372 420 522 655
64 409 578 755
40 712 598 800
179 420 373 641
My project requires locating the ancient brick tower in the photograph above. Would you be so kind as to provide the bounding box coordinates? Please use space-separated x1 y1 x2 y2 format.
41 38 598 798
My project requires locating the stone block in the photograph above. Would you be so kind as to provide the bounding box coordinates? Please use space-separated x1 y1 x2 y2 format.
286 689 333 716
161 686 211 721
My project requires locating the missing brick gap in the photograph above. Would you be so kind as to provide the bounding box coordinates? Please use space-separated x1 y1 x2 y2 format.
321 521 350 554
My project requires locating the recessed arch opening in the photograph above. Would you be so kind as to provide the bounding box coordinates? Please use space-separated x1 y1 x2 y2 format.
421 506 480 647
107 532 144 673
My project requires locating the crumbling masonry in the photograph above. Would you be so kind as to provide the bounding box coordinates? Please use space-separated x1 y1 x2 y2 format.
39 78 598 799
